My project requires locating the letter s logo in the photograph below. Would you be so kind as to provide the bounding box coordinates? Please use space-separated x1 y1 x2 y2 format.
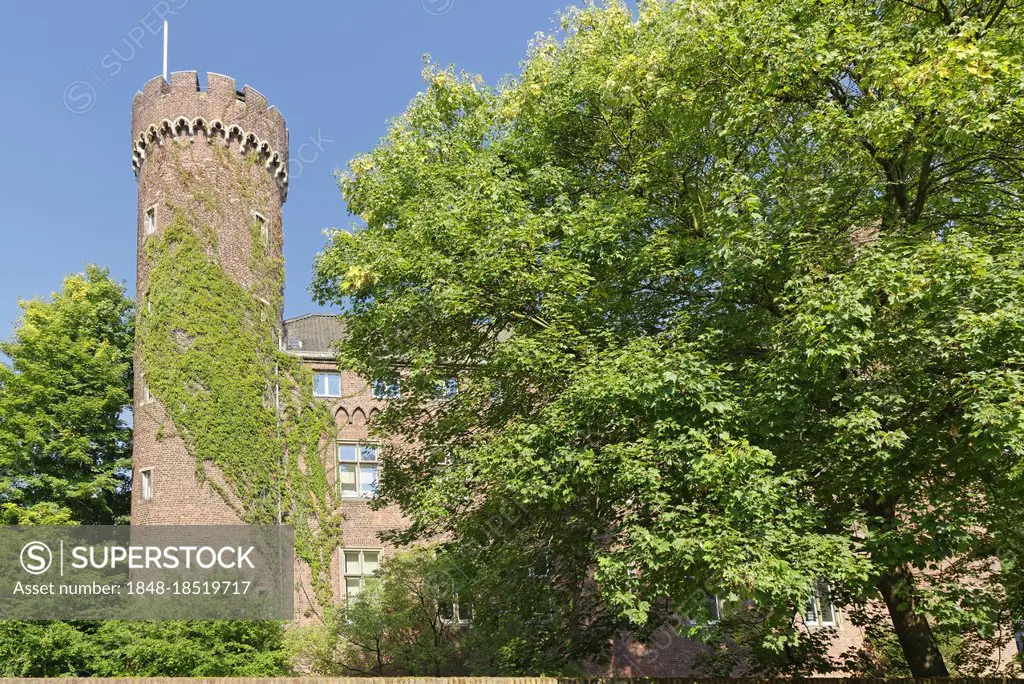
20 542 52 575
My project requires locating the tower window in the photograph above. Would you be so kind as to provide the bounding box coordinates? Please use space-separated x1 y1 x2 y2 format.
255 212 269 246
338 442 378 498
342 549 380 609
144 206 156 235
140 373 154 405
313 372 341 397
139 468 154 501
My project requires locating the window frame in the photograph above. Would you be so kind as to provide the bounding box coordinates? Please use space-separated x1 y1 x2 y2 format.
337 442 379 499
139 468 154 501
438 591 472 626
144 206 157 236
341 548 381 610
313 371 341 398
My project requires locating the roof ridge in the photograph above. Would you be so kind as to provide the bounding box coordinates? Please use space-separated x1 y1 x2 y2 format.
283 312 342 323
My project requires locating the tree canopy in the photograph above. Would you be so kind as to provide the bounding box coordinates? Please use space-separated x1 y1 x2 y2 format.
313 0 1024 676
0 265 133 525
0 619 288 677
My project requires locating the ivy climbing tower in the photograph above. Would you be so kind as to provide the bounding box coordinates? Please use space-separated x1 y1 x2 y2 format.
129 72 290 525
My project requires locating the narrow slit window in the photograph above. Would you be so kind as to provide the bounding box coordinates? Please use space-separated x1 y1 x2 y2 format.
144 207 156 235
255 212 269 246
140 373 153 405
139 469 154 500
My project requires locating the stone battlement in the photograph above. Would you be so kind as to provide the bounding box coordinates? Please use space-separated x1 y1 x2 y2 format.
131 71 289 199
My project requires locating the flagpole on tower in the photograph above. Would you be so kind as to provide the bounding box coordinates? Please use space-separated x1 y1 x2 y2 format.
162 20 169 81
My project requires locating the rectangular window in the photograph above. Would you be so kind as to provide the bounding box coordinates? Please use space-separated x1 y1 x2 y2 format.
255 212 269 246
371 378 400 399
435 377 458 398
342 549 380 609
438 591 472 625
338 442 378 498
805 580 836 626
687 593 722 625
313 372 341 397
139 468 154 500
144 206 156 235
707 593 722 621
140 373 153 405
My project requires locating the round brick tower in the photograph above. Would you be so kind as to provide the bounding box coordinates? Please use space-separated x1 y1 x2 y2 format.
130 71 289 525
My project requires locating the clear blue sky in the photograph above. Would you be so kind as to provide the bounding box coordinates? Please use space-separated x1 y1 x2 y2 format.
0 0 623 342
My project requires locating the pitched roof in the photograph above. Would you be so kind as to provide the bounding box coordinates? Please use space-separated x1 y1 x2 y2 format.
282 314 346 358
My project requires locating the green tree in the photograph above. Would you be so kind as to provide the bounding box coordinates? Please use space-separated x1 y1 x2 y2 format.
0 265 133 525
0 620 288 677
0 621 98 677
288 544 589 676
89 620 288 676
294 547 466 676
313 0 1024 676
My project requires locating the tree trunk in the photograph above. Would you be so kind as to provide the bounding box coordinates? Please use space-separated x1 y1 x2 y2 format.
876 562 949 677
